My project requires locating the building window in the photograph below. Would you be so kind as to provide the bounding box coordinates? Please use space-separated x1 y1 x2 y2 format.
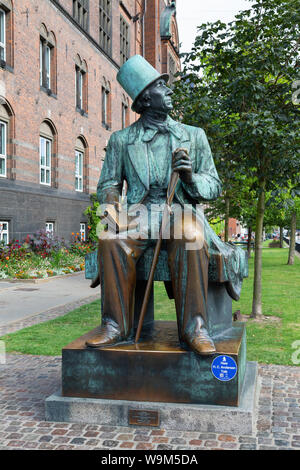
0 1 13 69
101 79 111 129
120 15 130 66
121 95 129 129
75 150 83 192
46 222 54 235
73 0 89 31
40 40 51 89
80 223 86 241
99 0 112 56
40 136 51 186
39 25 56 94
0 8 5 61
76 66 84 109
0 120 6 177
0 221 8 244
75 55 88 113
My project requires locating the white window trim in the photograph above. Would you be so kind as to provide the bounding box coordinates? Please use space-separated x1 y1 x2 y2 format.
40 136 52 186
0 9 6 62
75 149 83 192
40 40 52 89
0 120 7 178
39 40 43 86
76 68 84 109
80 223 86 241
46 222 55 237
46 44 51 89
0 221 9 244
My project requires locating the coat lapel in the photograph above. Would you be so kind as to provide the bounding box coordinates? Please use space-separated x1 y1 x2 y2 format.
127 120 150 190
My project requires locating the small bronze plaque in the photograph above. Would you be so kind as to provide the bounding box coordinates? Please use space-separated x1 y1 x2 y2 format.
129 409 160 427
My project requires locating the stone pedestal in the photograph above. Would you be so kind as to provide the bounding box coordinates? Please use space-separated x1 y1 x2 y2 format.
45 321 258 434
46 361 258 435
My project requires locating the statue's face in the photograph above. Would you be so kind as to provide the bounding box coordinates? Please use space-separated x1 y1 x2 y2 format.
146 78 173 114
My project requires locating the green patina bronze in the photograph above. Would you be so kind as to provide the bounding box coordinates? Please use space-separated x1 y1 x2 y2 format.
117 55 169 112
73 55 251 407
160 1 176 39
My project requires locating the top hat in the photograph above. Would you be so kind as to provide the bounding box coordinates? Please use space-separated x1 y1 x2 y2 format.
117 55 169 112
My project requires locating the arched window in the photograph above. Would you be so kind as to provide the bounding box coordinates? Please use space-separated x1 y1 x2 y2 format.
40 24 57 94
75 54 88 114
0 0 13 69
0 97 14 179
39 120 57 187
75 136 88 192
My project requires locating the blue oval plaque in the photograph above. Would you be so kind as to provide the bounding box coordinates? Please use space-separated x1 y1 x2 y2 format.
211 355 237 382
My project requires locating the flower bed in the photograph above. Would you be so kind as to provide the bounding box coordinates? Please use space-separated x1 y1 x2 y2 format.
0 230 95 280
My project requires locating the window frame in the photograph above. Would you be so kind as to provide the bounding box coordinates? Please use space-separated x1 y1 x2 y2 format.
40 38 53 91
120 15 130 66
99 0 112 56
75 149 84 192
73 0 89 31
80 223 86 241
45 221 55 236
40 135 52 186
0 119 7 178
0 8 6 62
0 220 9 244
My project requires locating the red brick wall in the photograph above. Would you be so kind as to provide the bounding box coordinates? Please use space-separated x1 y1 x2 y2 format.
0 0 180 197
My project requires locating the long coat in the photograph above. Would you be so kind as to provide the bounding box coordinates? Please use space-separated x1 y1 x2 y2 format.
97 116 248 300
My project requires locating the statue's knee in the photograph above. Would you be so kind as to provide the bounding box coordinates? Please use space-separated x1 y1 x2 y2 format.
98 230 118 247
182 221 204 245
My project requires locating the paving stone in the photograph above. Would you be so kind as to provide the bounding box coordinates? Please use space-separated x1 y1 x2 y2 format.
0 356 299 450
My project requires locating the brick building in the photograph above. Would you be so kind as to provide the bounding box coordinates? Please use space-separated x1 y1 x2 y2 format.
0 0 180 243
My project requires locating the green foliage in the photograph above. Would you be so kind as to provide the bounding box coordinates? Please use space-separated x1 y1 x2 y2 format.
84 194 103 243
172 0 300 315
208 218 225 236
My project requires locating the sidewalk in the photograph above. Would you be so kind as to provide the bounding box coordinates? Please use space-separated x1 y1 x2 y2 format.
0 356 299 450
0 273 99 335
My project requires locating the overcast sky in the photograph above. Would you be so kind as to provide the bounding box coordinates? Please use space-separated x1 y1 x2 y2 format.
176 0 253 53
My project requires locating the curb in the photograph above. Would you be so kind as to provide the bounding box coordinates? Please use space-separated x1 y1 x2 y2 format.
0 271 85 284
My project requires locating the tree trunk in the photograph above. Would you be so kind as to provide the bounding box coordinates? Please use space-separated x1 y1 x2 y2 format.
247 226 252 258
287 211 296 265
251 182 266 318
224 197 230 243
279 226 283 248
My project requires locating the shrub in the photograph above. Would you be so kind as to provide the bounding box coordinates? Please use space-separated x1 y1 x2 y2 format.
84 193 103 243
26 230 65 257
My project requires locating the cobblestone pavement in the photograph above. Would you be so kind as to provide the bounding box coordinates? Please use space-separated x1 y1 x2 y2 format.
0 295 99 337
0 355 299 450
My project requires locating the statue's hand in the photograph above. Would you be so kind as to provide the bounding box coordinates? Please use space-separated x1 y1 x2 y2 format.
172 147 193 184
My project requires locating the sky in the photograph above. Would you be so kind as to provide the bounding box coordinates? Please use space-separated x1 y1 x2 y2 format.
176 0 253 53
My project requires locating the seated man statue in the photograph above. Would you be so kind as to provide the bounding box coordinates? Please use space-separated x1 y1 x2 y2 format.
86 55 247 355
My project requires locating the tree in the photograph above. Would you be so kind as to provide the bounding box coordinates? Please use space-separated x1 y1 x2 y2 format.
172 0 300 317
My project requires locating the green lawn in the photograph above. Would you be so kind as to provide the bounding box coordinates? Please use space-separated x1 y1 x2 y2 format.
1 245 299 365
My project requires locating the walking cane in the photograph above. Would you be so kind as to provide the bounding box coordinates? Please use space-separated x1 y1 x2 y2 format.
135 170 180 344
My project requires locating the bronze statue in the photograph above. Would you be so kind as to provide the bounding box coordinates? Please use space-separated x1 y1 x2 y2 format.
86 55 247 355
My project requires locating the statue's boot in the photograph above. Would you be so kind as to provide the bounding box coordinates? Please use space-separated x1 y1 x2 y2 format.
86 323 122 348
183 325 216 356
